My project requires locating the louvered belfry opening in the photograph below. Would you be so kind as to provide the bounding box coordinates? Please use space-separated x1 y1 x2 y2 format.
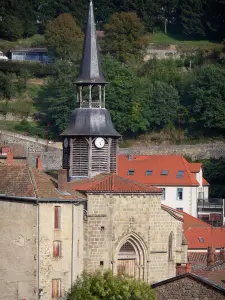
91 138 109 174
71 138 89 177
60 1 121 180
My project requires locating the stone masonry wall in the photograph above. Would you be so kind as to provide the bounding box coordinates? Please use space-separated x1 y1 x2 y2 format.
154 276 225 300
0 200 37 300
120 142 225 160
85 193 187 284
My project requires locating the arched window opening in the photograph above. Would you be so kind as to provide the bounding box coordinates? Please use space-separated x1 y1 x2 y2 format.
91 85 101 108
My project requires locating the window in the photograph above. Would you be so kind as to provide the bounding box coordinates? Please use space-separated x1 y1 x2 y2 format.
53 241 61 257
161 170 168 175
127 169 134 175
198 237 204 242
54 206 61 229
177 188 183 200
161 188 166 200
176 208 183 211
176 170 184 178
145 170 153 176
77 239 80 258
168 232 173 261
52 279 61 298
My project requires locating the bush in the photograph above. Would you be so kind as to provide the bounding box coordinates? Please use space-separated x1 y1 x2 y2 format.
15 120 46 138
67 270 155 300
0 61 53 77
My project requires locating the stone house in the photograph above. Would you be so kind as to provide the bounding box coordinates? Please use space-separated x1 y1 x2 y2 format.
0 154 85 300
152 272 225 300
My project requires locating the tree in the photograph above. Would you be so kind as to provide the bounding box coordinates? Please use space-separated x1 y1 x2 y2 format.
179 0 207 38
45 13 84 60
0 15 24 41
103 55 150 134
103 12 150 62
67 270 155 300
149 81 180 129
36 60 79 136
185 65 225 132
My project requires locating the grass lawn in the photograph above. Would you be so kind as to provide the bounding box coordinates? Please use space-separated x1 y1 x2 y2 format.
151 32 222 48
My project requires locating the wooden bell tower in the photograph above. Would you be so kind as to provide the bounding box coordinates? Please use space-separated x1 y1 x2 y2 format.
61 0 121 180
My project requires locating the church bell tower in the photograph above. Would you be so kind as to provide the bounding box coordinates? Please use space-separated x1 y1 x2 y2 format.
61 0 121 180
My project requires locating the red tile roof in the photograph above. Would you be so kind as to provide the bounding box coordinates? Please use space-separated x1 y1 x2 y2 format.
189 162 202 173
182 211 212 231
185 227 225 249
118 155 204 186
70 173 161 193
0 163 80 200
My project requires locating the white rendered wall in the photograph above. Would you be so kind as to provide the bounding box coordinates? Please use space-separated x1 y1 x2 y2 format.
159 186 198 217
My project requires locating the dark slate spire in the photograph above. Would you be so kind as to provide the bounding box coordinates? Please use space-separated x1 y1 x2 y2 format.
75 0 106 84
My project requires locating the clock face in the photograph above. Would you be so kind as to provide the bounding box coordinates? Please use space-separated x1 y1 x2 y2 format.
64 138 69 148
95 137 105 149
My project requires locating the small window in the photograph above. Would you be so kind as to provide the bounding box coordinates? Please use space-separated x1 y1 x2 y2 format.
161 170 168 175
198 237 204 242
145 170 153 176
128 155 132 160
177 188 183 200
161 188 166 200
100 261 104 266
176 170 184 178
52 279 61 298
100 226 105 231
127 169 134 175
176 208 183 211
53 241 62 257
54 206 61 229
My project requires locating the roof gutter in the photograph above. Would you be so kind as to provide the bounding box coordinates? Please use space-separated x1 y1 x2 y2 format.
0 194 87 204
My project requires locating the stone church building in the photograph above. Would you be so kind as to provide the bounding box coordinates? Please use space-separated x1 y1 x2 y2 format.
0 2 187 300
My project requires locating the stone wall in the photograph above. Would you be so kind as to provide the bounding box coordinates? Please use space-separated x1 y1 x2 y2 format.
0 200 37 300
85 193 187 283
39 203 84 300
120 142 225 160
153 276 225 300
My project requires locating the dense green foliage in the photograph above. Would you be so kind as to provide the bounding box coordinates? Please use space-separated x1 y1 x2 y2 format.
202 158 225 198
0 61 54 77
67 270 155 300
103 12 149 62
45 13 84 60
0 0 224 41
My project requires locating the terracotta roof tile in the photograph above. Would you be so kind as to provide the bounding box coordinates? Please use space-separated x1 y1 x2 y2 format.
189 162 202 173
118 155 203 186
70 173 161 193
182 211 212 231
185 227 225 249
0 164 35 197
0 163 81 200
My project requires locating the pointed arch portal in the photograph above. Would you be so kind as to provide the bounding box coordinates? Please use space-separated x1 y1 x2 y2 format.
116 233 146 280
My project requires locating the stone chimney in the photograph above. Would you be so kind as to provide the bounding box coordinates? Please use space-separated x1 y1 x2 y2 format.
220 248 225 261
6 149 13 165
58 169 68 193
36 156 43 171
207 246 215 266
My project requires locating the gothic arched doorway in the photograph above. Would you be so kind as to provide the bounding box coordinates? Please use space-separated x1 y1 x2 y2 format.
117 241 136 278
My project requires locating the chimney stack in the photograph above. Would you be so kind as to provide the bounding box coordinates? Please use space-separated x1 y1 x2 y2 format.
58 169 68 193
36 156 43 171
6 149 13 165
220 248 225 261
207 246 215 266
186 263 192 273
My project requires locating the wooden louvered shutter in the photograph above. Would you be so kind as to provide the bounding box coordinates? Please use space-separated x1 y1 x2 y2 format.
52 279 61 297
54 206 61 229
